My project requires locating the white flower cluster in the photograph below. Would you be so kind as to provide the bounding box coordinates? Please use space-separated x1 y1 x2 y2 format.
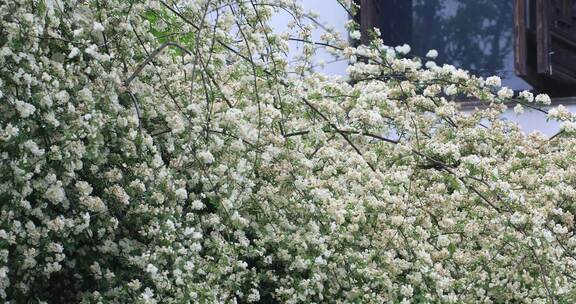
0 0 575 303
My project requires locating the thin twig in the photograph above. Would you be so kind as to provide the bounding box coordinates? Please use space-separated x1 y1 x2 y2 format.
125 41 192 86
300 97 376 172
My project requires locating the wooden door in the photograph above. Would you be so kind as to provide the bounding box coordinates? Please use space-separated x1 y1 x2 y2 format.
515 0 576 96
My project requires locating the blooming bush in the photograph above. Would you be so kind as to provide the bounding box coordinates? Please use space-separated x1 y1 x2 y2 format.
1 0 576 303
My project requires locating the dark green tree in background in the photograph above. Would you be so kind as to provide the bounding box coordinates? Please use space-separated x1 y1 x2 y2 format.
413 0 514 78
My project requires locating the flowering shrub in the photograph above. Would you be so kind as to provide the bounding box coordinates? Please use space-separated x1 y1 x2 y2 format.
1 0 575 303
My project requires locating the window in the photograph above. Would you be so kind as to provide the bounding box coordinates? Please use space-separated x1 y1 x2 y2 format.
354 0 576 96
515 0 576 96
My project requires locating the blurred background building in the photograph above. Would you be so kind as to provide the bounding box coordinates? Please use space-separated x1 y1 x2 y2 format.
272 0 576 135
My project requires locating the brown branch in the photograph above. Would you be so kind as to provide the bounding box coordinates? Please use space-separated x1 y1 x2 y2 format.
300 97 376 172
125 41 192 86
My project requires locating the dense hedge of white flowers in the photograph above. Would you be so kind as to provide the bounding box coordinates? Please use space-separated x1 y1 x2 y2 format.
1 0 576 303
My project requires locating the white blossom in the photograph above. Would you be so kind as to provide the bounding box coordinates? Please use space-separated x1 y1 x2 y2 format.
349 30 361 40
519 90 534 102
395 44 411 55
166 114 185 134
437 235 450 247
23 140 44 156
146 264 158 276
2 1 575 303
75 181 93 196
444 84 457 96
485 76 501 87
497 87 514 99
535 93 551 105
198 150 215 164
548 105 572 121
175 188 187 200
92 22 105 33
15 100 36 118
67 47 80 59
45 184 65 204
426 49 438 59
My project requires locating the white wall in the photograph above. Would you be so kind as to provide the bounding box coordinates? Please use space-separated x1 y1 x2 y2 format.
501 105 576 137
269 0 348 75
